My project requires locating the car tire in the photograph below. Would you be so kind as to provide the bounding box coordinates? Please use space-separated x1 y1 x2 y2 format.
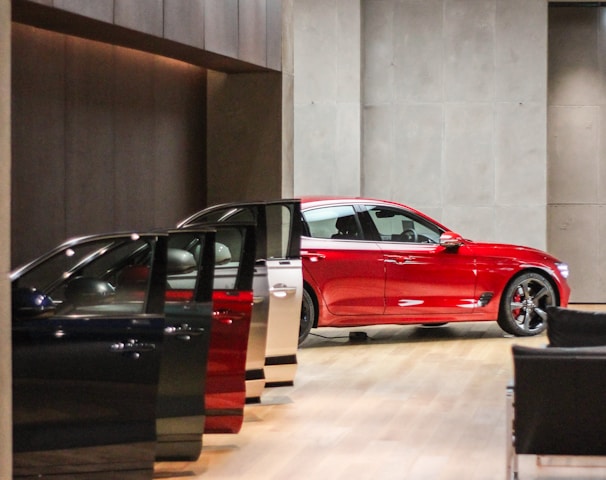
497 271 556 336
299 288 315 345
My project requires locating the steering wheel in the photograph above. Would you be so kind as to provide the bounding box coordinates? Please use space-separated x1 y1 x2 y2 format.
398 229 418 243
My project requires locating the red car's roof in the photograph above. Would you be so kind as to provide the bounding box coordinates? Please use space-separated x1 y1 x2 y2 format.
300 195 401 207
299 196 450 230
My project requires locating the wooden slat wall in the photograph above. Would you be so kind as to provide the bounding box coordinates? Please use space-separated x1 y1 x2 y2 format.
11 24 207 266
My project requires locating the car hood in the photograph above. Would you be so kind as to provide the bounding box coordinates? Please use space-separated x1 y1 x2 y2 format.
463 239 564 265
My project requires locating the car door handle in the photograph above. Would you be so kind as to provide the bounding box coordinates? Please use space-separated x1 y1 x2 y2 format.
164 323 206 341
301 251 326 263
213 309 244 325
270 283 297 298
384 255 410 265
110 339 156 359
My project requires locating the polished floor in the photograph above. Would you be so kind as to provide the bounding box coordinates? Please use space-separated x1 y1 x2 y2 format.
155 306 606 480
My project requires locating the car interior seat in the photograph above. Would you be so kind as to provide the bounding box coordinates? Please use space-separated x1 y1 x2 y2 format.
331 215 358 240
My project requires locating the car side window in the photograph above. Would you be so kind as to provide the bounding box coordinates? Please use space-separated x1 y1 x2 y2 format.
365 205 440 243
266 204 292 258
302 206 361 240
14 237 156 316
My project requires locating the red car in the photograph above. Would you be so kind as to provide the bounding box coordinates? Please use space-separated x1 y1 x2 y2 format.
298 197 571 343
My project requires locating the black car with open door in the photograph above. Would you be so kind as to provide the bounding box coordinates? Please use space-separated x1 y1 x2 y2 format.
11 228 218 478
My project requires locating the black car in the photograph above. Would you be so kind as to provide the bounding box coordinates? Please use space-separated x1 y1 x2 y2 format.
11 229 220 478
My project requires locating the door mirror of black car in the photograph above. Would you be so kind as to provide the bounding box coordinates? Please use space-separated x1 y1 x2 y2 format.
439 231 464 249
12 287 56 319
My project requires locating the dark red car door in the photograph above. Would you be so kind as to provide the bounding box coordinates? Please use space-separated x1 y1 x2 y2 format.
204 224 256 434
11 233 168 479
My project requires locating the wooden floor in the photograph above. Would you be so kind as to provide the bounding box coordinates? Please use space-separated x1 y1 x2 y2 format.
154 306 606 480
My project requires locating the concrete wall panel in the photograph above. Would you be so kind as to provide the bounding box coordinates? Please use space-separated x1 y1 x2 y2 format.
295 0 548 248
114 0 164 37
548 204 602 302
496 102 546 206
336 0 360 103
362 105 394 197
549 6 601 106
204 0 238 59
52 0 113 22
443 104 494 205
442 205 495 241
335 103 361 195
393 0 443 103
547 5 606 302
294 0 338 104
443 0 495 102
294 0 361 197
362 0 393 106
294 103 339 195
267 0 283 71
548 105 599 205
496 205 546 250
239 0 267 65
164 0 205 49
496 0 546 102
392 105 443 207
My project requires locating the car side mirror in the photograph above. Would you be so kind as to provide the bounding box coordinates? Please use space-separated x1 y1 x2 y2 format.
439 231 464 249
12 287 56 319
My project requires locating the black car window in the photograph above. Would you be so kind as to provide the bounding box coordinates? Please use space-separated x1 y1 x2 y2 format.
302 206 361 240
14 237 155 315
364 205 441 243
167 226 249 291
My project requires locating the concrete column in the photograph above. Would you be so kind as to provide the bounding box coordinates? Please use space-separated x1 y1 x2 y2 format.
0 0 12 477
293 0 362 196
281 0 294 197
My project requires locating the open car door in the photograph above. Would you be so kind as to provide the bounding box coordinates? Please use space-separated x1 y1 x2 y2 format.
177 200 302 398
205 223 256 433
262 201 302 387
155 229 217 461
11 233 169 479
164 223 256 434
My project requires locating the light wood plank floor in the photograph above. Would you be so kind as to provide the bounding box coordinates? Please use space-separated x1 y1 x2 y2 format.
155 306 606 480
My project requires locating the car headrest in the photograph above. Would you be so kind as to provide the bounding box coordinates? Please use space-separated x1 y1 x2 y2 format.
167 248 197 274
215 242 232 265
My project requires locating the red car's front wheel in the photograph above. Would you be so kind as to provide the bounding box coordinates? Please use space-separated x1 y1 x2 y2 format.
497 271 557 336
